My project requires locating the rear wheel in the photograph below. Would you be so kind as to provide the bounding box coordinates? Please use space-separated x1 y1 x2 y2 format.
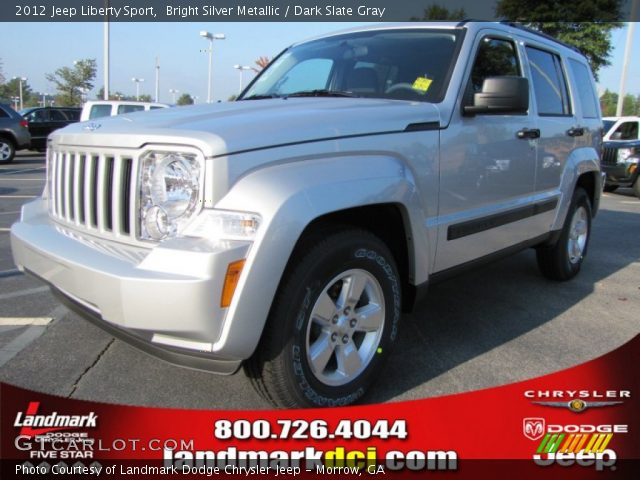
0 137 15 164
536 187 592 281
245 229 401 408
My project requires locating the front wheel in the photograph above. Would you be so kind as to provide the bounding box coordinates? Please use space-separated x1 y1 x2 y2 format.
245 229 401 408
536 187 592 281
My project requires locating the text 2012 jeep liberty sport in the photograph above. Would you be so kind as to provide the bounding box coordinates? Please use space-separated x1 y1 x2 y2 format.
11 23 603 408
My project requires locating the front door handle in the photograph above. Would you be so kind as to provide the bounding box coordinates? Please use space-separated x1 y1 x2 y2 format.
517 128 541 139
567 127 585 137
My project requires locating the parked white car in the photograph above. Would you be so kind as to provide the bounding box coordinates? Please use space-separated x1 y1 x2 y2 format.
80 101 170 121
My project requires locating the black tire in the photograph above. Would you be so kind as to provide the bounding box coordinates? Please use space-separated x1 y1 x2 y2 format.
633 179 640 200
603 184 618 193
0 137 15 164
536 187 592 281
245 229 401 408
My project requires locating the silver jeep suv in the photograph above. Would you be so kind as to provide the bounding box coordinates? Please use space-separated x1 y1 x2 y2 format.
11 22 603 408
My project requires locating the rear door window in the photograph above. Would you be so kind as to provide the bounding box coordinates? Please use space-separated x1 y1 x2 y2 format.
525 46 571 116
117 105 145 114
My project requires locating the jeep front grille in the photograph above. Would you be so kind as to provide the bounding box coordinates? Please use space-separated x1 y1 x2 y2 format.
601 147 618 166
48 149 138 240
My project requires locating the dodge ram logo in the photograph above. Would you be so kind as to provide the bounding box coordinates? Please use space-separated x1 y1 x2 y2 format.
523 418 545 441
83 122 101 132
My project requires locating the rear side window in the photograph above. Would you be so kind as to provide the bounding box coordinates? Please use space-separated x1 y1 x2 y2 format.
64 109 81 121
568 59 599 119
150 106 164 110
89 105 112 119
50 110 67 121
526 46 571 116
117 105 145 114
0 107 8 118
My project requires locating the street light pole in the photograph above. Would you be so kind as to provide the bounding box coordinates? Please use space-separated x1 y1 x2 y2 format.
103 0 110 100
199 31 225 103
155 57 160 102
233 65 252 95
616 1 639 117
12 77 27 111
132 77 144 101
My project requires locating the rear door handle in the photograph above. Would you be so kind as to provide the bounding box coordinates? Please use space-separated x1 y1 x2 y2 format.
517 128 540 139
567 127 585 137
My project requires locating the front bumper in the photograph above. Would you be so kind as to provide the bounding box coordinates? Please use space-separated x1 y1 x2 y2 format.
11 199 251 374
602 161 639 187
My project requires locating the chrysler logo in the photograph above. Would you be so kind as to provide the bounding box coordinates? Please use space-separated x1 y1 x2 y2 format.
83 122 101 132
523 417 545 441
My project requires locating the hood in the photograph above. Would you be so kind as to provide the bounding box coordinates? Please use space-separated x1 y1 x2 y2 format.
53 98 441 157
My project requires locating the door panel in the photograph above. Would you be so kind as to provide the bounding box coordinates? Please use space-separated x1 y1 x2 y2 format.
435 34 538 272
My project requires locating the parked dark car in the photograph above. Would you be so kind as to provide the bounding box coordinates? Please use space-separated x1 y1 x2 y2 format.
600 118 640 198
20 107 81 151
601 141 640 198
0 103 31 164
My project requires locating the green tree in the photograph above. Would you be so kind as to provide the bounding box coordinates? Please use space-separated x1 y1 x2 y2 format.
46 59 97 106
176 93 194 106
0 58 5 84
0 77 36 109
496 0 623 79
599 90 639 116
411 4 466 20
138 94 152 102
600 89 617 116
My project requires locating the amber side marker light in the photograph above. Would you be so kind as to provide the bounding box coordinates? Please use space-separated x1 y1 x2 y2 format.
221 259 246 308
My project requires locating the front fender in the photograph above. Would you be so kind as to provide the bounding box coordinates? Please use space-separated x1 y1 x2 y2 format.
210 154 428 358
552 147 601 231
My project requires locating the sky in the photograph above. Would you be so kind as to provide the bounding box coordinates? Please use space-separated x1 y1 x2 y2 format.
0 21 639 104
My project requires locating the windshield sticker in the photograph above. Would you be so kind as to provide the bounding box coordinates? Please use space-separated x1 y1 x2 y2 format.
412 77 433 93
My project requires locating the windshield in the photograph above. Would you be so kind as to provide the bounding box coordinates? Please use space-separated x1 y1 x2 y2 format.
240 29 461 103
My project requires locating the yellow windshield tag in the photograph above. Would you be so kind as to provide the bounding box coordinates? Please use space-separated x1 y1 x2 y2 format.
412 77 433 93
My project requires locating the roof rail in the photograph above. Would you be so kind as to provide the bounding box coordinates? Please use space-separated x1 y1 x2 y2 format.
499 21 584 56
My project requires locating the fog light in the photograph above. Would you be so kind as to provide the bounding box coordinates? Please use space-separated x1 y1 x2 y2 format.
143 205 170 240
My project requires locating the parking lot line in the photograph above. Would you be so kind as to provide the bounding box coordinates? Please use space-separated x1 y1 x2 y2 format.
0 228 10 232
0 286 49 301
0 317 53 326
0 167 46 176
0 325 48 367
0 195 37 199
0 178 45 181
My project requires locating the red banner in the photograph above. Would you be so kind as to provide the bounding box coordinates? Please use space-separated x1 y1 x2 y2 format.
2 335 638 479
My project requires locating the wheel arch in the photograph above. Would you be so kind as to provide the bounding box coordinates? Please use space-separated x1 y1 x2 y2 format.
284 203 418 313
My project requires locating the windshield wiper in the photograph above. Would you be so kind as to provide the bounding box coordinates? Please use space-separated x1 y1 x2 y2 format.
241 94 281 101
285 89 357 98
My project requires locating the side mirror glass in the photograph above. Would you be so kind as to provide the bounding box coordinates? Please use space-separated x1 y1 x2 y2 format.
464 76 529 115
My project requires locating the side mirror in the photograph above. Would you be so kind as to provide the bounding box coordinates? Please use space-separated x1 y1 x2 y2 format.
464 76 529 115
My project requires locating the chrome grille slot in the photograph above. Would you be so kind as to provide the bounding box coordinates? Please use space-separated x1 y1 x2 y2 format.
48 148 139 243
601 147 617 166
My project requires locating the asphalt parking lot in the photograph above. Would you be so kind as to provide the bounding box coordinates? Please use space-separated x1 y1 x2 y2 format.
1 151 639 409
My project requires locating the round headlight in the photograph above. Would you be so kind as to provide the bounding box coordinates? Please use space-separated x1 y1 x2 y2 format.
149 155 199 218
